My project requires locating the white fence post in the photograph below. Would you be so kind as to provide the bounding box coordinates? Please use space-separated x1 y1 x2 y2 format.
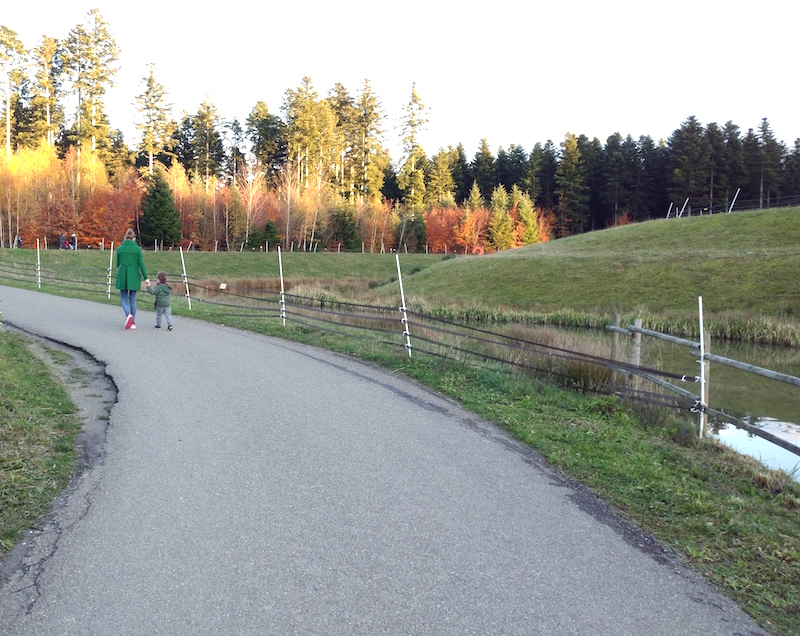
278 246 286 327
180 246 192 310
107 241 114 298
698 296 707 436
396 254 412 357
36 239 41 289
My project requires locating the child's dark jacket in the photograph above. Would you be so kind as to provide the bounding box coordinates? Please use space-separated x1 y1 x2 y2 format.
146 283 172 308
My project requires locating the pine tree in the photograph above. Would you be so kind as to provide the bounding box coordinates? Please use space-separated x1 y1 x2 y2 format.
488 184 514 249
397 83 427 208
62 9 119 158
246 101 286 186
427 149 455 205
471 138 496 202
139 168 181 247
555 133 588 236
1 26 27 155
27 36 63 148
135 63 172 175
668 115 710 210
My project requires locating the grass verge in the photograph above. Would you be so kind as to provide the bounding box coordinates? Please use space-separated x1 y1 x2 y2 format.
0 329 82 557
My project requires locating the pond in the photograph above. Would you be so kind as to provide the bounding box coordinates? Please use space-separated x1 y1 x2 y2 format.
633 335 800 476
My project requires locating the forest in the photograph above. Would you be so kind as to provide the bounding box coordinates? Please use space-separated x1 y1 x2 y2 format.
2 10 800 252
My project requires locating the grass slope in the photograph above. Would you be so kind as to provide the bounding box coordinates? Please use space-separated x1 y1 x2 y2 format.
399 207 800 317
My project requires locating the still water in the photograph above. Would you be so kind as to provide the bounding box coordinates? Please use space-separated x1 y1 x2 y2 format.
636 336 800 475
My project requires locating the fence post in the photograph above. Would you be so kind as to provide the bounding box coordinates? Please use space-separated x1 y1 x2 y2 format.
278 246 286 327
179 246 192 310
698 296 707 436
107 241 114 298
629 318 642 388
610 312 620 392
396 254 412 357
36 239 41 289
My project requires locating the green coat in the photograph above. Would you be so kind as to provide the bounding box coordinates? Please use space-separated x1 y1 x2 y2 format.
115 239 148 291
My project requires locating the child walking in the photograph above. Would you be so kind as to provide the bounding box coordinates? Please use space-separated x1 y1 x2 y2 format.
146 271 173 331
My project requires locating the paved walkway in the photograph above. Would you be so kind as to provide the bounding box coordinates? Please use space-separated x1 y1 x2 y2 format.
0 285 766 635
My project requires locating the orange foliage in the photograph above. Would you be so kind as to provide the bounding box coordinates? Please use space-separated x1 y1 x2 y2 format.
455 207 490 252
424 206 462 253
536 207 556 242
80 169 143 247
610 212 633 227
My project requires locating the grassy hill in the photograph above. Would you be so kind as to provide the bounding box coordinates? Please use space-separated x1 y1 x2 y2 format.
397 207 800 319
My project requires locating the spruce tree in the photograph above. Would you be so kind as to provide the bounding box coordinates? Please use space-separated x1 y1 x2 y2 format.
139 168 181 247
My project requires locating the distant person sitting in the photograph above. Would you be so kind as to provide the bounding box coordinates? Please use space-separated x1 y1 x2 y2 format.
146 271 173 331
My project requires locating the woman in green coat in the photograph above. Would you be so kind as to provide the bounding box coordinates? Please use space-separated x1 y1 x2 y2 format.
115 228 150 330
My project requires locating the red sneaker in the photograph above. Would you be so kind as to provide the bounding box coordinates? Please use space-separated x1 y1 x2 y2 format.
125 314 134 329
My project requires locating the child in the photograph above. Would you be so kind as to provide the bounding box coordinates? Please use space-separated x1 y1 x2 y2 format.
146 271 173 331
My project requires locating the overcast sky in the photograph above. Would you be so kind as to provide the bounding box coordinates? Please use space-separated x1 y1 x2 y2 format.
3 0 798 162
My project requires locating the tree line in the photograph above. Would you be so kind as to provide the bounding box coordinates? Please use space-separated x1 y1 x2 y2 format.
2 10 799 252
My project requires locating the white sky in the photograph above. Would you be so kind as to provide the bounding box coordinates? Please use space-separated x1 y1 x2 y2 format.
3 0 798 162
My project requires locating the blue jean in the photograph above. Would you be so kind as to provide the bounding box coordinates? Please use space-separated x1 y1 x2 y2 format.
120 290 137 321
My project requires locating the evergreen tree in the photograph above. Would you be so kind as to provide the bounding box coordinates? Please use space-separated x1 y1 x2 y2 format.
668 115 710 210
524 142 542 205
263 219 281 248
246 101 286 186
62 9 119 158
139 168 181 247
134 63 172 175
27 36 64 148
578 135 605 229
1 26 28 154
705 122 727 212
515 188 539 244
471 138 496 202
757 118 784 206
496 143 527 191
427 148 455 205
488 184 514 249
537 140 558 209
635 135 669 219
722 121 746 208
397 83 428 208
283 77 336 190
465 180 484 211
451 143 470 203
353 79 385 198
555 133 588 236
192 98 225 193
782 139 800 199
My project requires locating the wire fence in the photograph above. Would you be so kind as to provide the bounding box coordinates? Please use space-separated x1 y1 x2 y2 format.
0 249 702 419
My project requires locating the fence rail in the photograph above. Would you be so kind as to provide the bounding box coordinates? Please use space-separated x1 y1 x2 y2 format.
607 305 800 457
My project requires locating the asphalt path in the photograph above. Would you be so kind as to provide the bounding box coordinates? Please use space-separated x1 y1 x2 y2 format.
0 285 766 635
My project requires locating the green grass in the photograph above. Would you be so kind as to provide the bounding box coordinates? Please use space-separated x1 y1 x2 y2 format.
0 330 82 556
396 207 800 320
